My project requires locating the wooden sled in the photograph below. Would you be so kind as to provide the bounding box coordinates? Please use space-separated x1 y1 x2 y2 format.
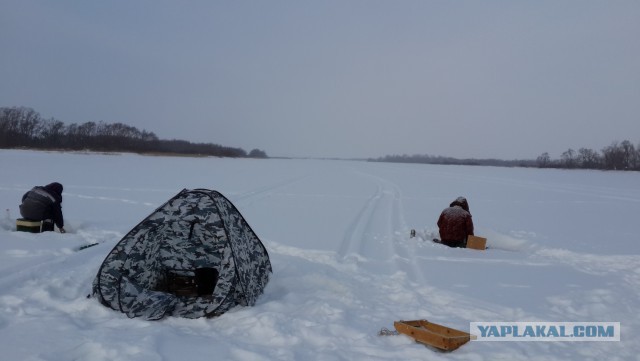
394 319 472 351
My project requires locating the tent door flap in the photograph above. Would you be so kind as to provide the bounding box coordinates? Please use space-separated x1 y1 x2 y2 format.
160 268 219 297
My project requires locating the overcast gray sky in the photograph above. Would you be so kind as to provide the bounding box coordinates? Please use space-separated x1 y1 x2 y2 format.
2 1 639 159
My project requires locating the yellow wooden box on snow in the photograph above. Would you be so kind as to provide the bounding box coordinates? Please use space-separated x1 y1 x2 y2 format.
466 235 487 250
16 218 42 233
394 319 472 351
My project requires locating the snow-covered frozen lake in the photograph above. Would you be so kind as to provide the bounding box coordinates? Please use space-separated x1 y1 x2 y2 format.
0 150 638 360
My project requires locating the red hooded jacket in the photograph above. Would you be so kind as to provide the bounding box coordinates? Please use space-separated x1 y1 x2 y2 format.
437 197 473 246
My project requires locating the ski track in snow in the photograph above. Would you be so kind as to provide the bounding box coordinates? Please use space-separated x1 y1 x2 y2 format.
334 170 428 286
231 175 310 206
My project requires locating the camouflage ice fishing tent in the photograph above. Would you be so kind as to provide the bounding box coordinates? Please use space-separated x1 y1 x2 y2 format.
92 188 272 320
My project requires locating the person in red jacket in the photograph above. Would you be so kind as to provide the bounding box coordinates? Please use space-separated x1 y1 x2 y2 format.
437 197 473 248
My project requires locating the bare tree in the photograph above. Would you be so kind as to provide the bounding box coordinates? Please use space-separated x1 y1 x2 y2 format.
0 107 42 146
602 142 625 170
576 148 601 169
620 140 637 169
561 149 576 168
39 118 66 147
536 152 551 168
248 149 268 158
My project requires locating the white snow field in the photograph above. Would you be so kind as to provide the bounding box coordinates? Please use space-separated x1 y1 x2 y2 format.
0 149 638 361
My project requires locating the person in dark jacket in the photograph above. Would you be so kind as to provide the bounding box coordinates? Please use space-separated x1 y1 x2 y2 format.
19 182 66 233
437 196 473 248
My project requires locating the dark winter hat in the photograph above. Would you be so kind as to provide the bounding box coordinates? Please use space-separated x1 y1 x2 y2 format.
45 182 63 195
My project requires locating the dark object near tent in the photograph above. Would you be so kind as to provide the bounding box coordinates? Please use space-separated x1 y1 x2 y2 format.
92 189 272 320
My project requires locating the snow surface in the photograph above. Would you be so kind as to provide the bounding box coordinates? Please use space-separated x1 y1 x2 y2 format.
1 149 638 361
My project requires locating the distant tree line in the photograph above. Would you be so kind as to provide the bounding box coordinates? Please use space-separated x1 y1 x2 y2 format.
370 154 536 168
371 140 640 171
0 106 268 158
536 141 639 170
